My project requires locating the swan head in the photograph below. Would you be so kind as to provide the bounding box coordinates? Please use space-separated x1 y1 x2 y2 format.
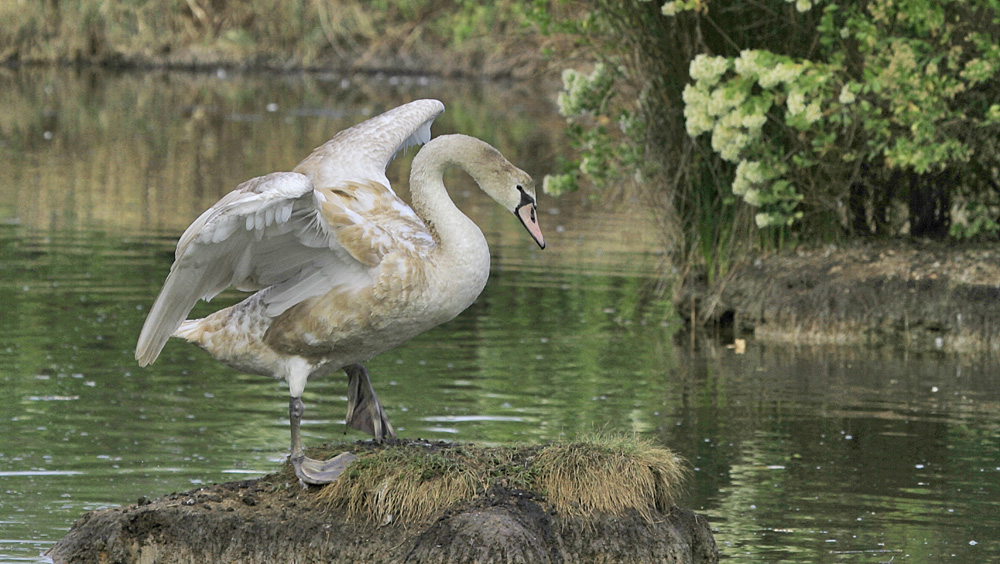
468 141 545 249
512 180 545 249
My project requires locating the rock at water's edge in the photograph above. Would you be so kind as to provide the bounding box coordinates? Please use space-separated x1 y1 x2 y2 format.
48 477 717 564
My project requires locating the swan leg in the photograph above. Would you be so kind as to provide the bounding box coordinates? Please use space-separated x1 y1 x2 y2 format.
344 363 396 442
289 396 356 485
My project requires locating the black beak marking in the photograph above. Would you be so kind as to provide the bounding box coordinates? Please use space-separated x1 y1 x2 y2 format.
515 185 535 213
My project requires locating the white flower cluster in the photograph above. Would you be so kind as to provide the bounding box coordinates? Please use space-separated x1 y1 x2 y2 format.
712 129 749 162
684 53 771 162
661 0 701 16
734 50 761 78
689 54 730 86
785 88 822 124
758 62 804 89
838 84 856 104
786 0 814 12
682 47 826 225
805 101 822 123
682 84 713 136
786 89 805 115
741 112 767 132
542 173 576 196
557 69 584 116
755 212 783 228
734 50 806 92
684 81 764 162
744 189 762 206
557 63 612 118
732 160 764 196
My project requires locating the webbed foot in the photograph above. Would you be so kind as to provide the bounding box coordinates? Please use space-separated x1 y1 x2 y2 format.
344 363 396 442
291 451 356 485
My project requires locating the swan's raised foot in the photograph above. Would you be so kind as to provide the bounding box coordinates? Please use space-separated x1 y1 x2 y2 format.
345 363 396 443
291 451 357 485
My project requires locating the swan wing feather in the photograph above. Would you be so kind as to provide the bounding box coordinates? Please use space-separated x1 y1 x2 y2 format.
135 173 355 365
293 99 445 191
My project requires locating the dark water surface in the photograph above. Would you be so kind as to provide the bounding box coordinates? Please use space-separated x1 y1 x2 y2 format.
1 69 998 563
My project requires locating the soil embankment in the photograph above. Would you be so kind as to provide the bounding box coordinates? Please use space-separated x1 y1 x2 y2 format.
681 241 1000 353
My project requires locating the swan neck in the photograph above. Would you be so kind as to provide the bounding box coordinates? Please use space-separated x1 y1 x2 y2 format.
409 135 483 250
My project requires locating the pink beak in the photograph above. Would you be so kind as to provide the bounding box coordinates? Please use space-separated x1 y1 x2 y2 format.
516 204 545 249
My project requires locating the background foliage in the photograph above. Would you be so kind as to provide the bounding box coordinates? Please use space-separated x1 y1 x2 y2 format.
0 0 543 77
541 0 1000 286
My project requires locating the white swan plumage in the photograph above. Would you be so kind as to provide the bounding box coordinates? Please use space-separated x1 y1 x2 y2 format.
134 99 544 484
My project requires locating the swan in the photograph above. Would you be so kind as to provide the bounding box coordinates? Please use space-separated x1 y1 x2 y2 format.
134 99 545 484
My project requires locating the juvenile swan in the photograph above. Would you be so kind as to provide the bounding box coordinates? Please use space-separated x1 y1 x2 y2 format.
135 100 545 484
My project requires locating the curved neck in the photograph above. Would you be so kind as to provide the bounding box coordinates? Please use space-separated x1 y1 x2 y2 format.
408 135 488 253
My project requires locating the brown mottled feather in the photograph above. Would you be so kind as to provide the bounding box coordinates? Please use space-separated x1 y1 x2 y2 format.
318 181 436 267
261 180 438 358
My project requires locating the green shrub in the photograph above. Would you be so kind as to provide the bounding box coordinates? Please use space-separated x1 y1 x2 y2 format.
543 0 1000 282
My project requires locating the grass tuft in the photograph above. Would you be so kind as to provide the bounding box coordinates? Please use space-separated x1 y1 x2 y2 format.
316 446 481 525
310 434 687 526
534 432 688 523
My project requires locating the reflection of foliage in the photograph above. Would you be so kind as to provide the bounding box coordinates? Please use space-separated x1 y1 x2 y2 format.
666 342 1000 562
0 69 559 234
444 266 678 440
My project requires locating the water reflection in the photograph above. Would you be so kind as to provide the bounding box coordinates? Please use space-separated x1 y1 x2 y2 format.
672 343 1000 562
1 68 999 564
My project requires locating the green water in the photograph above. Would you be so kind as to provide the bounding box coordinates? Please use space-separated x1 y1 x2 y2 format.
1 69 999 563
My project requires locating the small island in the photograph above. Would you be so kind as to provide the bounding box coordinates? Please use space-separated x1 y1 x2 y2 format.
48 437 718 564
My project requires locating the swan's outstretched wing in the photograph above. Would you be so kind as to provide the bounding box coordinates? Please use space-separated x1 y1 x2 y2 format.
135 99 446 366
294 99 445 190
135 173 327 365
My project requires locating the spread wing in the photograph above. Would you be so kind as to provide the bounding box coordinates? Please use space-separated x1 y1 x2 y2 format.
294 99 445 190
135 99 446 366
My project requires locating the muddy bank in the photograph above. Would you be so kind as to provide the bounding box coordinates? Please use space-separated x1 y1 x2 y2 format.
48 440 718 564
680 241 1000 353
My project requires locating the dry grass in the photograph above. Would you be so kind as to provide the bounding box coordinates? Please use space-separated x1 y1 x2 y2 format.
0 0 553 77
316 446 481 526
311 434 687 526
533 433 688 523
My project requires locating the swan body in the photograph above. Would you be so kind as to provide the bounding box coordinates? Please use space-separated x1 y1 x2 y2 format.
135 99 544 484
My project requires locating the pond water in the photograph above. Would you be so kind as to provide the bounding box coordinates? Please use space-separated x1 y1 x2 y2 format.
1 68 998 563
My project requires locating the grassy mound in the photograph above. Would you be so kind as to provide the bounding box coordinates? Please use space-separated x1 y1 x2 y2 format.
306 434 687 526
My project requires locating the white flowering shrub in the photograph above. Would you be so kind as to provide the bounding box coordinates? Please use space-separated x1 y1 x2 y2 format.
544 62 646 196
536 0 1000 284
664 0 1000 235
681 48 842 227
